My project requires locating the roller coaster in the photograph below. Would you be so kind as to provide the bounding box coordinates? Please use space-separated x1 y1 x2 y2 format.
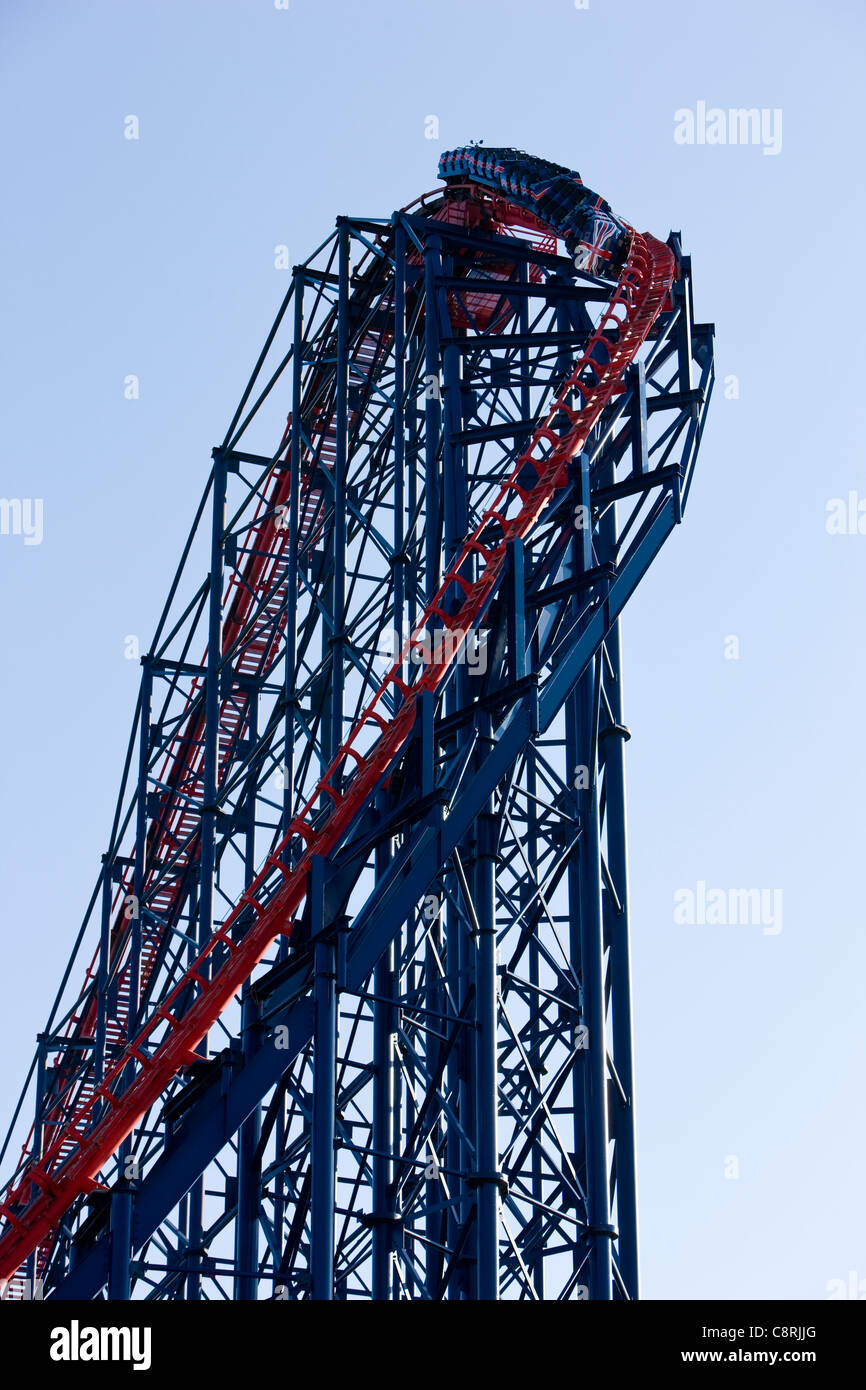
0 146 713 1300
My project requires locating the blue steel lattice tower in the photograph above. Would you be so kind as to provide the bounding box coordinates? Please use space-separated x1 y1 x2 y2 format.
0 149 713 1300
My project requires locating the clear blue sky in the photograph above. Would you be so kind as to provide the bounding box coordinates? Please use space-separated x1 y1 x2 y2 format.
1 0 864 1300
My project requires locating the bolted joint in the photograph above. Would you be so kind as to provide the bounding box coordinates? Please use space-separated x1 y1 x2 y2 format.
598 721 631 743
467 1171 509 1199
580 1222 618 1243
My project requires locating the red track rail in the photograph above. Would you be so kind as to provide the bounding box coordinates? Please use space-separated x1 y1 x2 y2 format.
0 219 674 1288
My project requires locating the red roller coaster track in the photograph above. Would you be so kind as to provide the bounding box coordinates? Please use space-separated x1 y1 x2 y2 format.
0 195 675 1288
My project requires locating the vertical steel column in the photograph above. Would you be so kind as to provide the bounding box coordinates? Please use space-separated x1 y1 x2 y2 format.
310 221 349 1300
399 268 423 1292
441 257 471 1295
199 448 227 981
598 470 640 1298
525 728 544 1296
371 224 408 1300
32 1037 46 1171
233 993 261 1299
282 274 304 856
418 689 444 1297
574 659 613 1300
95 857 114 1093
627 362 649 477
128 656 152 1032
474 743 499 1300
674 264 694 393
423 232 443 598
185 447 227 1300
372 805 397 1300
108 1148 133 1301
25 1035 47 1298
572 451 613 1300
422 230 445 1296
329 222 350 788
260 279 306 1278
518 268 544 1296
390 220 407 669
270 277 304 1259
558 298 592 1296
109 657 152 1299
234 689 261 1300
310 854 336 1300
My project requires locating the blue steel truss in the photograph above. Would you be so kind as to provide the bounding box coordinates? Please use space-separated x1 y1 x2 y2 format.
0 155 713 1301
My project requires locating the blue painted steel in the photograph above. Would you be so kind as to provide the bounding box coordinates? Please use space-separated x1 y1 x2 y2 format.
0 153 714 1301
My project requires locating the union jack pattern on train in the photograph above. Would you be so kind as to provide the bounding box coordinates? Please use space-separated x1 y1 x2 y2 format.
438 145 630 279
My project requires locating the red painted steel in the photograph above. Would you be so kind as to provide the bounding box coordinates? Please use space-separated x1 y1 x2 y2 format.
0 205 674 1288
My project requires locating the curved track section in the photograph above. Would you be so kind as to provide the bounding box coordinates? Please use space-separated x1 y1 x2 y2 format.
439 145 630 277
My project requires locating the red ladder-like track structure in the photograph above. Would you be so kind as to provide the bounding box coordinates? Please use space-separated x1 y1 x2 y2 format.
0 152 717 1301
0 225 673 1285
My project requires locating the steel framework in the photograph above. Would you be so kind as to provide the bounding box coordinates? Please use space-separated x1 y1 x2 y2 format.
0 148 713 1301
